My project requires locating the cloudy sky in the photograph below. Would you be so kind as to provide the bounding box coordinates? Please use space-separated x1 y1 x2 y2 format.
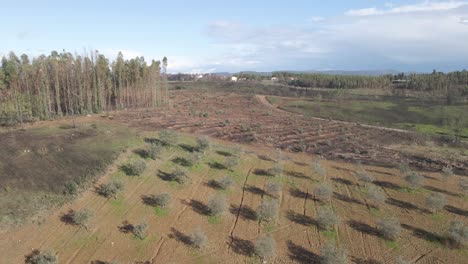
2 0 468 73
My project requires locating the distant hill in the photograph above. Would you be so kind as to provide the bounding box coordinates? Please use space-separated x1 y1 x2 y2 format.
216 70 402 77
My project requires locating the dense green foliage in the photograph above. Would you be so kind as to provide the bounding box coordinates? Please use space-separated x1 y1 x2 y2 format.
0 51 168 126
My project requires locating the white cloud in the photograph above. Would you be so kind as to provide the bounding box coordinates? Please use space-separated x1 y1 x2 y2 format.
346 1 468 16
202 1 468 71
102 49 143 60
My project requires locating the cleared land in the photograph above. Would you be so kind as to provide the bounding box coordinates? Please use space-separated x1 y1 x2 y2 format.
0 89 466 263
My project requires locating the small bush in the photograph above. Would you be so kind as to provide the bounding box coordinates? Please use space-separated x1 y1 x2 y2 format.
398 162 411 176
425 193 447 212
254 235 276 260
367 184 386 208
257 200 279 222
224 156 239 169
123 159 146 176
190 228 208 249
459 178 468 195
268 163 283 177
196 136 210 153
355 167 374 183
171 166 190 184
404 172 424 188
441 166 454 177
320 243 347 264
447 221 467 248
97 180 124 198
63 181 78 196
314 184 333 202
207 195 227 216
378 217 401 241
148 142 163 160
25 250 58 264
316 206 339 230
71 209 93 229
133 222 148 240
159 129 177 146
217 175 234 190
149 193 171 207
265 181 282 198
313 157 327 177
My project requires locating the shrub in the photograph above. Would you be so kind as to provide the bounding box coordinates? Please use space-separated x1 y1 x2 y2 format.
217 175 233 190
265 181 282 198
320 243 347 264
316 206 339 230
196 136 210 153
149 193 171 207
314 184 333 202
367 184 386 208
25 250 58 264
190 228 208 249
224 156 239 169
97 180 124 198
63 181 78 196
378 217 401 241
425 193 447 212
148 142 163 160
254 235 276 260
123 159 146 176
355 167 374 183
187 151 203 166
447 221 467 247
398 162 411 176
207 195 227 216
441 166 454 177
404 172 424 188
159 129 177 146
256 200 279 222
71 209 93 229
459 178 468 195
268 163 283 177
313 157 327 177
133 222 148 240
171 166 190 184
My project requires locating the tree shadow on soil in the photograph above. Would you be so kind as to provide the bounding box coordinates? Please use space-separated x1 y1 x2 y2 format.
424 185 458 197
208 161 227 170
216 150 233 157
289 188 315 201
157 170 173 181
286 210 317 227
386 198 431 214
331 177 354 186
333 192 364 205
118 220 134 234
230 236 254 256
401 223 444 244
285 170 310 180
257 154 275 162
230 204 258 221
60 210 78 226
172 157 192 167
347 220 381 238
184 199 210 215
253 168 273 176
287 240 320 264
178 143 196 152
374 181 401 190
444 205 468 217
141 195 158 207
245 185 266 196
205 180 222 190
133 149 149 159
144 138 164 145
169 227 192 246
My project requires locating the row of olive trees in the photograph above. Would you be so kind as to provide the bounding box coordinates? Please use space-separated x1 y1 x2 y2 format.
0 51 168 126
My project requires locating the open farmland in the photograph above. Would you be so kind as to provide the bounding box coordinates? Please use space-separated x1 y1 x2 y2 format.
0 126 467 263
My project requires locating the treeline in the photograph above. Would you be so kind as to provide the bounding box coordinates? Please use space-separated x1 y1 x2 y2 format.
275 71 468 95
0 51 168 126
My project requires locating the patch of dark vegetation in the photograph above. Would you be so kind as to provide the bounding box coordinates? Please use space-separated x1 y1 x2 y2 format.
287 240 320 264
60 209 93 230
133 148 149 159
253 168 272 176
208 161 227 170
178 143 196 152
172 157 192 167
25 249 58 264
216 150 233 157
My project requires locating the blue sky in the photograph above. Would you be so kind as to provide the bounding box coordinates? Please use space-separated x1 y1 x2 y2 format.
2 0 468 72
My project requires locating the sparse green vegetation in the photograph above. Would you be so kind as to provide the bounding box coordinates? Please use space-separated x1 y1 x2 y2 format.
122 159 147 176
69 209 93 230
159 129 178 146
97 180 124 199
25 250 58 264
254 235 276 260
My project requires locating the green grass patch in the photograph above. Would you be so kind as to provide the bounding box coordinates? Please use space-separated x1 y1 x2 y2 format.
430 212 446 222
369 207 382 217
385 240 399 249
321 230 337 240
154 207 169 217
208 215 222 224
262 223 275 232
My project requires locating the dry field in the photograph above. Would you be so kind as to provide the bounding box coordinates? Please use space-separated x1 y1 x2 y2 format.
0 89 466 263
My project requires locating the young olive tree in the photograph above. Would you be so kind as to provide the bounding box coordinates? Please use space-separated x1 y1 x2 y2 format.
425 193 447 213
320 243 347 264
70 209 93 230
148 142 163 160
122 159 146 176
207 195 227 216
378 217 401 241
316 206 339 230
366 184 386 208
159 129 178 146
265 181 282 199
314 184 333 203
447 221 467 248
404 171 424 189
25 250 58 264
216 175 234 190
97 180 124 199
190 227 208 249
133 222 148 240
196 136 210 153
254 235 276 261
256 200 279 222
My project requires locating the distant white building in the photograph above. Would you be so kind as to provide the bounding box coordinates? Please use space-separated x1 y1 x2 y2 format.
271 77 279 81
231 76 238 82
195 74 204 80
